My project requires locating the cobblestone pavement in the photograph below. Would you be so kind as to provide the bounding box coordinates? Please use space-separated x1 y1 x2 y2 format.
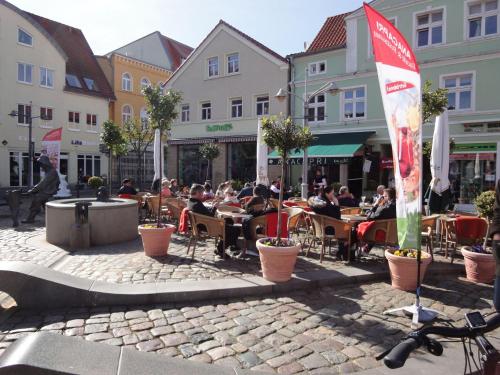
0 278 494 374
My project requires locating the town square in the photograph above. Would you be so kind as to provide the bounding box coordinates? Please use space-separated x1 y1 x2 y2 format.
1 0 500 374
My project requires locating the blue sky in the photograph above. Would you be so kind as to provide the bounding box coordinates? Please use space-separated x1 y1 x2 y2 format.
9 0 365 56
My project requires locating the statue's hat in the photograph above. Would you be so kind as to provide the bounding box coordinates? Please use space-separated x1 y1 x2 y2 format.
37 155 52 168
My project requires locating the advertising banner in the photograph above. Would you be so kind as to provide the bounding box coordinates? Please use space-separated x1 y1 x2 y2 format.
256 118 269 186
365 3 422 249
41 127 62 170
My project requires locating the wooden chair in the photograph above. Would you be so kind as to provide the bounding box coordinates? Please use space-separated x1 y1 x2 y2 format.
340 207 362 215
165 202 183 223
357 219 398 257
283 207 305 245
187 211 226 259
306 212 353 263
268 198 280 209
422 214 440 261
146 196 169 221
242 215 267 256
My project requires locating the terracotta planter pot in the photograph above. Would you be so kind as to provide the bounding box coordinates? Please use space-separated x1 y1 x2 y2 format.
138 224 176 257
256 238 301 282
461 247 495 284
385 250 432 291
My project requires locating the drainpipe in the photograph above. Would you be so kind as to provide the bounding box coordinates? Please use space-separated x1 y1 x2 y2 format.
287 55 295 188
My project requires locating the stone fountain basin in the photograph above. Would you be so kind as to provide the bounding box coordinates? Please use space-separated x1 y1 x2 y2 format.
45 198 138 247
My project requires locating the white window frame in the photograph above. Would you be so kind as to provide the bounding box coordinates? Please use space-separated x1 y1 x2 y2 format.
39 67 54 88
227 53 240 74
439 71 476 112
207 57 219 78
121 72 132 91
17 62 33 84
140 107 148 129
17 28 33 47
39 106 54 128
308 61 327 76
201 101 212 121
230 98 243 119
306 94 326 124
413 8 446 49
256 95 270 117
121 105 133 124
68 111 81 131
16 103 31 126
181 104 190 123
465 0 499 40
368 18 397 58
86 113 98 132
341 85 367 121
140 77 151 93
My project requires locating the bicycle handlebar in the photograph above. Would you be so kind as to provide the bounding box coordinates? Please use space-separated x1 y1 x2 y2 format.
383 313 500 369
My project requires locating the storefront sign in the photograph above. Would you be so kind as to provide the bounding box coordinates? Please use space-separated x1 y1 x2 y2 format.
206 123 233 132
71 140 97 146
268 157 350 166
450 153 496 161
380 157 394 169
453 143 496 153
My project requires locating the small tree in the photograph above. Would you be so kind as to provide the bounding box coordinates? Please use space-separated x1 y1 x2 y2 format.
261 116 313 245
101 120 127 192
143 85 182 227
199 143 220 181
121 119 155 190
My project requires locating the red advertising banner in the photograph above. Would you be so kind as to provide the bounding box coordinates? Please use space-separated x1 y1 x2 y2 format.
41 127 62 170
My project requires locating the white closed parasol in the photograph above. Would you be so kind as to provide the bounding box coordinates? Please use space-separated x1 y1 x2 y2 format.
256 118 269 186
430 110 450 194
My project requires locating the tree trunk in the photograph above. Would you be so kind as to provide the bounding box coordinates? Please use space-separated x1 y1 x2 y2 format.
136 150 142 191
276 158 286 244
206 159 210 182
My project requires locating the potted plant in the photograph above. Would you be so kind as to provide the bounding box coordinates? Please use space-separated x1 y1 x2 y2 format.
138 85 182 256
87 176 103 195
256 116 313 282
198 143 220 182
385 249 432 291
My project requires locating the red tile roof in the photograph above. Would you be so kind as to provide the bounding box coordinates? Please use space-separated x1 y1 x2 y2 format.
27 12 115 100
158 34 193 71
307 12 351 53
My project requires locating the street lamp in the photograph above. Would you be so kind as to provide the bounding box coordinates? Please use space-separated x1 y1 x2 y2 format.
9 102 46 188
275 80 342 199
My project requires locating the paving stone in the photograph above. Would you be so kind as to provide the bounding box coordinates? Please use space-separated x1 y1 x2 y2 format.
153 318 167 328
280 342 301 353
190 353 212 363
64 327 84 336
277 361 304 374
147 309 165 320
354 356 379 370
238 351 262 368
178 343 200 358
198 340 221 352
84 323 108 334
207 346 235 361
228 325 248 336
213 331 235 345
341 346 365 359
130 321 154 331
123 334 139 345
267 354 295 368
307 339 344 353
214 356 242 369
322 350 348 365
250 325 276 339
112 327 131 337
136 330 154 342
85 332 113 342
189 332 213 345
40 322 65 330
237 333 259 348
290 347 314 359
102 338 123 346
298 353 330 370
86 317 109 324
125 310 147 319
173 321 194 332
66 319 85 328
110 312 125 322
160 333 189 347
337 361 361 373
251 363 275 373
264 333 290 346
258 348 283 361
128 317 149 326
231 342 248 354
292 334 315 346
157 347 179 357
136 338 164 352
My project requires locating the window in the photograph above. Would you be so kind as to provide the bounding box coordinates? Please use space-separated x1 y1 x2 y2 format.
86 113 97 127
227 53 239 74
416 9 444 47
343 87 366 119
17 104 31 125
140 77 151 92
17 63 33 84
467 0 498 38
307 94 326 123
40 107 53 121
231 98 243 118
40 67 54 88
308 61 326 76
68 111 80 127
122 73 132 91
208 57 219 77
201 102 211 120
140 108 148 128
122 105 132 124
256 96 269 116
83 77 98 91
181 104 190 122
18 28 32 46
66 74 82 88
78 155 101 178
442 73 474 111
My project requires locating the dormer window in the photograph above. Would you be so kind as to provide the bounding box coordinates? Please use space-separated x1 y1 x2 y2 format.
18 28 32 46
66 74 82 88
83 77 98 91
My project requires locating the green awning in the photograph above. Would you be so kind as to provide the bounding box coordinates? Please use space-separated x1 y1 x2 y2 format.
268 132 374 159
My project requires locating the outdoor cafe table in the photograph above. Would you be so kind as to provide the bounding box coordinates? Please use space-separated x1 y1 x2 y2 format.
216 210 252 223
341 214 368 223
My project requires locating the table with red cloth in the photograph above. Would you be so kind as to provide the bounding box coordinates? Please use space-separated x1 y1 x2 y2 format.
357 221 387 243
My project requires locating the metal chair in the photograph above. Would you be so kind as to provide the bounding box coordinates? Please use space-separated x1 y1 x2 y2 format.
187 211 226 260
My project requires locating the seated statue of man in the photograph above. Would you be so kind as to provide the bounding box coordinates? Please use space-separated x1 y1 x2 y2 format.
22 155 60 223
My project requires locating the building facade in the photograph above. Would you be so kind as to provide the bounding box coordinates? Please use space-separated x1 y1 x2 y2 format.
291 0 500 202
0 0 114 188
97 33 192 186
165 20 288 187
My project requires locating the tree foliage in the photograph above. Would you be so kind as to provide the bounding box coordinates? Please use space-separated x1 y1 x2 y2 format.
422 79 448 124
100 120 126 156
199 143 221 181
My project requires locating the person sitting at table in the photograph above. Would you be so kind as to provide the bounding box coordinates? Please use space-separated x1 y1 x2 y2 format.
237 182 254 199
241 186 276 244
215 181 231 199
223 187 239 204
203 183 214 200
270 180 280 199
308 185 353 260
169 179 179 196
161 179 172 198
371 185 385 204
179 185 190 196
118 178 137 196
337 186 358 207
313 170 327 190
187 184 239 256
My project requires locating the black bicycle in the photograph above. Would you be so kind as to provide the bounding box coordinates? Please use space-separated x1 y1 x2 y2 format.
380 312 500 374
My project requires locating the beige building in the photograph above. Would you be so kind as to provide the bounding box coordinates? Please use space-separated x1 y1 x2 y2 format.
165 20 288 187
0 0 114 188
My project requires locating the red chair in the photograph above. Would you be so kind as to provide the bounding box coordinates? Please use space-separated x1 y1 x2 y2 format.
265 211 289 238
226 202 241 208
283 201 299 207
118 194 132 199
178 208 190 235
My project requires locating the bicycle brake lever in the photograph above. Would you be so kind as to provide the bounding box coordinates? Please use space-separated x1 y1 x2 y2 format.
376 348 393 361
426 338 443 356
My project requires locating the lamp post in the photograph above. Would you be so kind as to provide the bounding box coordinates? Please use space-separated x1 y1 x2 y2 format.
275 80 341 199
9 102 45 188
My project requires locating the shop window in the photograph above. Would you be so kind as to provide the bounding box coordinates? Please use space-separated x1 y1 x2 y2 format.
78 154 100 179
178 145 209 185
228 142 256 182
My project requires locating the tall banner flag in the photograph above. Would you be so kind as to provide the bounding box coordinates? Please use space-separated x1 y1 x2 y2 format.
364 3 422 249
256 118 269 186
41 127 62 170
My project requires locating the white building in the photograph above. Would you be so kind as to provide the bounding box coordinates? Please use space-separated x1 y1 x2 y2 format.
165 20 288 186
0 0 114 188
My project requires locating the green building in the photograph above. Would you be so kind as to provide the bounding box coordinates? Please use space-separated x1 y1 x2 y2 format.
289 0 500 203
